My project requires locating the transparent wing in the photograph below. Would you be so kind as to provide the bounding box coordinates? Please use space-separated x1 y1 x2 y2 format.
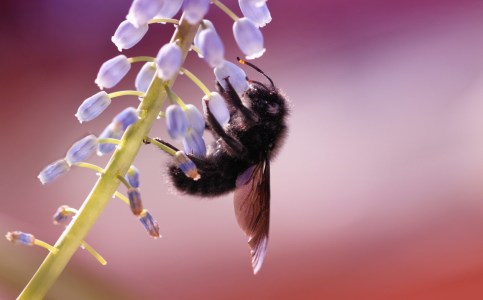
234 160 270 274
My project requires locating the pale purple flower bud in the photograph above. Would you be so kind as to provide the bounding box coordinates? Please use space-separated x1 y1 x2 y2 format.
156 43 182 81
97 123 123 156
95 55 131 89
112 20 149 51
194 19 215 50
183 129 206 157
53 205 76 225
128 188 143 216
65 135 98 165
139 210 161 238
183 0 210 25
113 107 139 130
5 231 35 246
126 165 140 188
126 0 164 28
239 0 271 27
233 17 265 59
185 104 205 135
202 92 230 126
197 27 224 67
135 62 156 92
247 0 266 7
166 104 188 140
76 91 111 123
174 151 200 180
38 159 71 184
214 60 249 95
156 0 183 18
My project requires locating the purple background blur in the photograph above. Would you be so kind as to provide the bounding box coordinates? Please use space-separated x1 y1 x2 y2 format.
2 0 483 299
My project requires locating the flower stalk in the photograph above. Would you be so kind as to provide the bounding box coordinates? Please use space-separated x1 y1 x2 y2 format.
18 15 199 300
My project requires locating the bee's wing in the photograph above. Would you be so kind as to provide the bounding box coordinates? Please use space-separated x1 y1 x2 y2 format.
234 160 270 274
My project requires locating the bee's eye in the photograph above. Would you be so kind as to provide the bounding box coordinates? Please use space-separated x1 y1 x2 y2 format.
267 102 279 114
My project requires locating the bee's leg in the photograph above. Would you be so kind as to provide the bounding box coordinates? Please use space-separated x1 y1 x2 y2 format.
205 101 246 156
218 77 256 122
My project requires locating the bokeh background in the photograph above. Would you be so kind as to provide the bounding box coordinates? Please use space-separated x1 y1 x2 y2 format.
2 0 483 299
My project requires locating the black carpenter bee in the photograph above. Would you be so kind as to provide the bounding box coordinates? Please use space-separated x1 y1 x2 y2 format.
151 58 288 274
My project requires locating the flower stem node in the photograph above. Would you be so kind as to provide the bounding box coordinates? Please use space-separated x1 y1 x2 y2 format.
196 25 225 67
233 17 265 59
65 135 98 165
128 188 143 216
126 165 140 188
139 210 161 238
183 129 207 158
174 151 201 180
202 92 230 127
214 60 249 95
97 123 123 156
183 0 210 25
155 0 183 19
95 55 131 89
53 205 77 225
76 91 111 123
112 20 149 51
113 107 139 130
127 0 164 28
238 0 272 27
135 62 157 93
38 159 71 185
156 43 183 81
166 104 188 140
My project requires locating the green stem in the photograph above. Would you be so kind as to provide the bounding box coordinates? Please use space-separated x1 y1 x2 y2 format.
18 15 199 300
127 56 155 64
108 90 145 98
180 67 211 96
212 0 239 22
148 18 179 25
165 85 187 109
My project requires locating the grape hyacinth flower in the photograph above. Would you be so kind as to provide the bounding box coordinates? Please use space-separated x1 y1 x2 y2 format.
76 91 111 123
196 25 225 67
239 0 272 27
184 104 205 135
156 43 182 81
126 165 140 189
113 107 139 130
214 60 250 95
166 104 188 140
183 0 210 25
53 205 76 225
139 210 161 238
202 92 230 127
65 135 98 165
135 62 157 92
97 123 123 156
155 0 183 19
183 128 207 157
95 55 131 89
128 188 143 216
233 17 265 59
126 0 164 28
38 159 71 185
112 20 149 51
174 151 200 180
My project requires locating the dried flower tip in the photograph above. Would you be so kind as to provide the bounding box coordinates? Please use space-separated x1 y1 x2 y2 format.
183 129 207 158
156 0 183 18
76 91 111 123
53 205 76 225
202 92 230 127
38 159 71 184
65 135 98 165
166 104 188 140
174 151 200 180
97 123 123 156
113 107 139 130
197 26 225 67
112 19 149 51
239 0 271 27
135 62 156 93
126 165 140 188
128 188 143 216
233 17 265 59
95 55 131 89
183 0 210 25
156 43 182 81
6 231 35 246
214 60 249 95
139 210 161 238
185 104 205 135
126 0 164 28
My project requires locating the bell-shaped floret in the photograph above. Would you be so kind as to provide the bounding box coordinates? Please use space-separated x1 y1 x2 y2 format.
38 159 71 185
165 104 188 140
202 92 230 127
214 60 249 95
183 129 206 158
135 62 156 92
112 20 149 51
95 55 131 89
76 91 111 123
156 43 182 81
238 0 271 27
233 17 265 59
126 0 164 28
65 135 98 165
183 0 210 25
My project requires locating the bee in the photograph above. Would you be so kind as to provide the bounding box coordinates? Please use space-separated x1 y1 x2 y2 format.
152 58 288 274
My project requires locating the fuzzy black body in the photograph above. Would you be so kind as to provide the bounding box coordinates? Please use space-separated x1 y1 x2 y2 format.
168 78 288 196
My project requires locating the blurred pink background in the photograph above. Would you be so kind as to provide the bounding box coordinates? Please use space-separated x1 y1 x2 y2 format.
2 0 483 299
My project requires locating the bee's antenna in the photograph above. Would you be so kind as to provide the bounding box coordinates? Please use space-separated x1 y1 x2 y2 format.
237 57 274 87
